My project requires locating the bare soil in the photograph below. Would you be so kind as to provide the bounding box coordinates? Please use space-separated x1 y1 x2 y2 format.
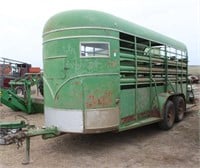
0 85 199 168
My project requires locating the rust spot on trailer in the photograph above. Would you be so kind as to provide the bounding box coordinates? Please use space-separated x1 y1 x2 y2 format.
121 115 136 124
138 108 161 119
150 108 161 117
137 112 151 119
86 91 113 108
107 60 118 68
73 81 81 85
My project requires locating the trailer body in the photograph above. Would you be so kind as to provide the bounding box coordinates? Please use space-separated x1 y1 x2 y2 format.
43 10 188 133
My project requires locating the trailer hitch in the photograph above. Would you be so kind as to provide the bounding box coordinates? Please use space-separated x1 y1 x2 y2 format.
0 120 61 164
0 120 28 145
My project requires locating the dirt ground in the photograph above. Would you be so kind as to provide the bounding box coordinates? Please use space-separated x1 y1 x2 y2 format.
0 85 199 168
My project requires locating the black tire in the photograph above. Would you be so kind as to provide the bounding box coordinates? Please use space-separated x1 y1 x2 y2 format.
159 100 175 130
173 96 186 122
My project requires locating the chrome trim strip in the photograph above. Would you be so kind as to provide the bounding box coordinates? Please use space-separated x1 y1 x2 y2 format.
43 35 119 44
44 55 66 60
43 26 118 36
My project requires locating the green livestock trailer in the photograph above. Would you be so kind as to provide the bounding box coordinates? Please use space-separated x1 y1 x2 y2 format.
43 10 188 133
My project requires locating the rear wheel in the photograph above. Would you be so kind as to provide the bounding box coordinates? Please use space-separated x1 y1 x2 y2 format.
173 96 186 122
159 100 175 130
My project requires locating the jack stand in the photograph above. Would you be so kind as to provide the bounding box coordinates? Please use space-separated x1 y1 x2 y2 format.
22 137 30 165
21 126 60 164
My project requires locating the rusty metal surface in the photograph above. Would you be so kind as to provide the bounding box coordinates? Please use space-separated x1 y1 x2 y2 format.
86 91 113 109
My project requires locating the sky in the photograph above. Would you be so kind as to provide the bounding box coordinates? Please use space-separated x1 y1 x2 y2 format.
0 0 199 68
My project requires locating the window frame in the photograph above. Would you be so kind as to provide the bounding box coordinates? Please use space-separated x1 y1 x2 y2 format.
80 41 110 58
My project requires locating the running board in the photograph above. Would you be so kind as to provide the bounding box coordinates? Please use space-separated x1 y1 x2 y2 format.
119 117 162 132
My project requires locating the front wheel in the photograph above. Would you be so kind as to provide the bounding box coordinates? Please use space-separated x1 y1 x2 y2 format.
159 100 175 130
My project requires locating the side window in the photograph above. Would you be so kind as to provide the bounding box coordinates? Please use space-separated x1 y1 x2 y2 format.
80 42 109 58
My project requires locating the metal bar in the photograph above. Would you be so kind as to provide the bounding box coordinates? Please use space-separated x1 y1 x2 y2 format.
134 36 137 118
0 57 28 64
120 47 135 52
22 137 30 165
137 55 151 61
120 53 135 59
120 66 135 71
151 57 164 63
149 41 152 110
120 58 134 62
0 121 27 129
120 78 136 83
26 83 32 114
164 45 168 92
186 50 189 99
138 67 165 72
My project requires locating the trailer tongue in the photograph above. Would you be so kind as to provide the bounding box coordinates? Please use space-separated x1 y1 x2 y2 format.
0 119 61 164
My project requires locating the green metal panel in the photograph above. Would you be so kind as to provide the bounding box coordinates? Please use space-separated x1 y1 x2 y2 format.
119 85 165 129
43 28 119 110
120 89 135 121
136 88 151 113
83 76 119 109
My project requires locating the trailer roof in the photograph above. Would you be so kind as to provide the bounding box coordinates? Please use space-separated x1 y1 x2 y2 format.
43 10 187 51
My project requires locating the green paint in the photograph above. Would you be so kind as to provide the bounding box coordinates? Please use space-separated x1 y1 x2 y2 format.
43 10 186 51
0 121 27 129
43 10 188 132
